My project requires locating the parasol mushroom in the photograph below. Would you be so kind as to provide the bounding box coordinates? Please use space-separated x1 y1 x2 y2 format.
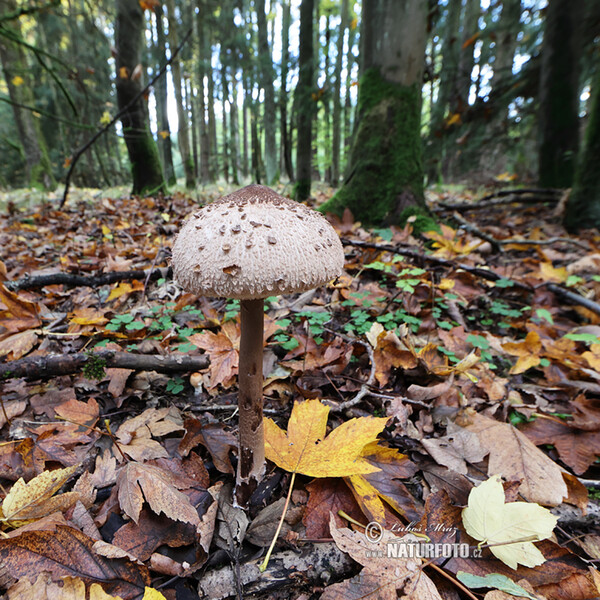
172 184 344 504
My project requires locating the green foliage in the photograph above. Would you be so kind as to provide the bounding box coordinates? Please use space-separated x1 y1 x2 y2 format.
166 377 185 394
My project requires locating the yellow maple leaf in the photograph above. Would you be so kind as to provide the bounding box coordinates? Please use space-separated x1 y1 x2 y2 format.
462 474 557 569
11 75 24 87
264 399 388 477
0 465 80 528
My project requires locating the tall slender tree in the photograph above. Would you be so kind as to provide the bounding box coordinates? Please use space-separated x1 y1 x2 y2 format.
153 5 176 185
0 0 55 189
115 0 165 195
332 0 349 185
279 0 293 181
538 0 583 188
564 66 600 231
165 0 195 188
321 0 428 224
255 0 278 184
295 0 315 201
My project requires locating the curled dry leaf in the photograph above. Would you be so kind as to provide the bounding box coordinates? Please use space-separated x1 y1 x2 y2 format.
323 514 443 600
116 462 200 526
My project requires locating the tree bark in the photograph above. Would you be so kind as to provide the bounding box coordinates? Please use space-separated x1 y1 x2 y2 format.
0 0 55 189
115 0 165 195
538 0 583 188
165 0 195 189
153 5 176 186
332 0 349 186
295 0 315 201
255 0 278 184
280 0 294 182
0 351 208 381
196 0 213 183
320 0 428 225
564 67 600 231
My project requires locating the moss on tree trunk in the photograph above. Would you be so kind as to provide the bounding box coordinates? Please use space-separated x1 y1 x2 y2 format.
564 69 600 231
116 0 165 196
320 69 425 225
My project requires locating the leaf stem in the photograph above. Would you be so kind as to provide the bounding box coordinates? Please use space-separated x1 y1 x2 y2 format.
259 471 296 572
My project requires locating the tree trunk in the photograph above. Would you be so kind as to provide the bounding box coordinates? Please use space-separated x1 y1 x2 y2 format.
295 0 315 201
332 0 349 186
196 0 213 184
251 87 262 183
242 79 250 178
320 0 427 225
165 0 195 188
564 68 600 231
323 14 332 185
188 78 199 178
431 0 462 128
280 0 294 182
255 0 278 184
153 5 176 186
538 0 583 188
115 0 165 195
456 0 479 111
230 72 240 185
221 66 230 182
0 0 55 189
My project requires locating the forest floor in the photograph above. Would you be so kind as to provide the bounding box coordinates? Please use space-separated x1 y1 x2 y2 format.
0 183 599 600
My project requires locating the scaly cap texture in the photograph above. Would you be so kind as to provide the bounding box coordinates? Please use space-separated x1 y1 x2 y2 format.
172 184 344 299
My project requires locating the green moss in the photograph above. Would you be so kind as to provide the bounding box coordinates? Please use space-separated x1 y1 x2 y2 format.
398 205 441 235
83 354 107 380
320 68 428 226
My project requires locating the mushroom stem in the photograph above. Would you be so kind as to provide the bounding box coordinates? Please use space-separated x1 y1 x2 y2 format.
235 297 265 504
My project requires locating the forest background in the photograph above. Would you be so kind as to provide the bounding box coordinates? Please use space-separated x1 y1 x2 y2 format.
2 0 599 231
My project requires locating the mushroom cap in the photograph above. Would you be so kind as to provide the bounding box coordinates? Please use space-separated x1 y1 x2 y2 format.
171 184 345 300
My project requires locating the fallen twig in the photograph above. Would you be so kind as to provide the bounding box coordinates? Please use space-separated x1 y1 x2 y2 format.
0 350 208 381
436 188 562 212
6 267 172 291
546 283 600 316
452 212 589 251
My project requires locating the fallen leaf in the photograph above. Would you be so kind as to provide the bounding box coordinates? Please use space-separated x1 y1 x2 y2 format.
464 413 567 506
422 422 488 475
1 465 79 528
322 514 443 600
116 462 200 526
0 525 150 599
462 475 557 570
457 571 539 600
0 330 38 360
264 399 388 477
304 478 364 539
